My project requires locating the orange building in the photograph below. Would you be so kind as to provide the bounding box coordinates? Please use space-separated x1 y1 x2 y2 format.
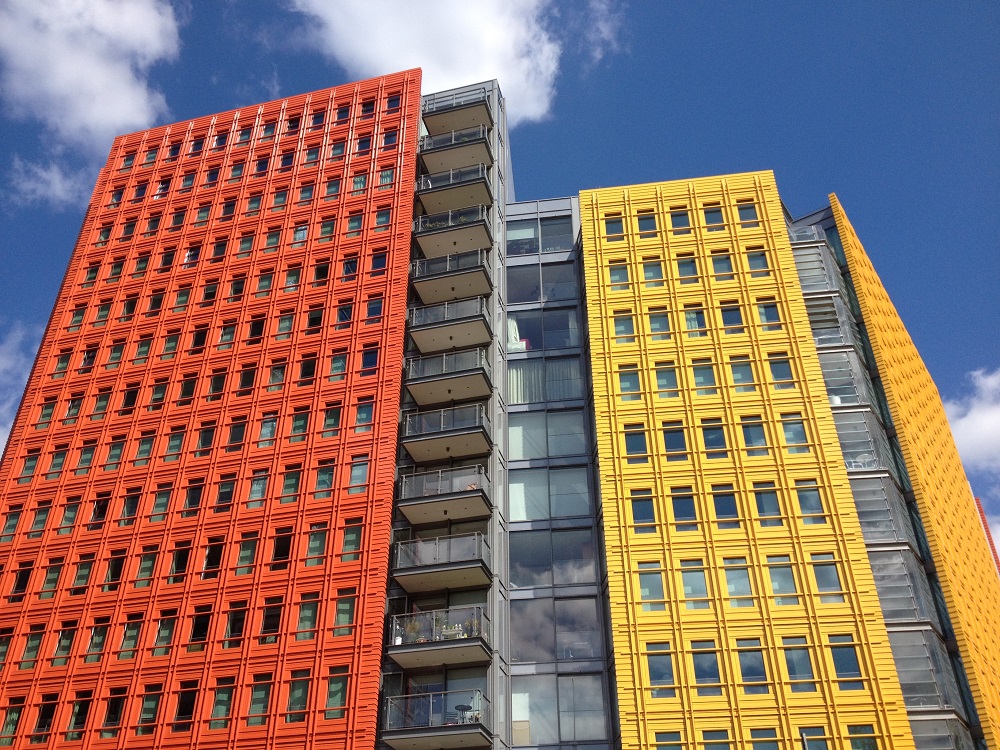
0 70 421 748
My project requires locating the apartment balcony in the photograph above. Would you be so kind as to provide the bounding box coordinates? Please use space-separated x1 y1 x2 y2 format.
397 465 491 525
408 297 492 354
420 125 493 174
393 533 492 593
411 249 493 305
400 404 492 463
416 165 493 215
413 206 493 259
387 606 491 669
406 349 492 406
382 689 491 750
422 85 493 136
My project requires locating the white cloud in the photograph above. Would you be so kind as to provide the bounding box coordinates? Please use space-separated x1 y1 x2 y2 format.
577 0 625 66
289 0 563 126
944 368 1000 477
0 0 180 153
8 156 92 208
0 322 42 454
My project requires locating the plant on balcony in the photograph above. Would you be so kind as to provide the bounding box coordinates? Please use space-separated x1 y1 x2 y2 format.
462 612 481 638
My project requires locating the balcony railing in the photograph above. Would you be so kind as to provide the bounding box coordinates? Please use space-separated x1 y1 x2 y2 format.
384 689 490 731
418 164 488 192
412 248 491 281
422 86 489 115
420 124 490 153
390 606 489 646
408 297 489 328
395 532 491 571
402 404 491 439
400 465 490 501
414 205 490 235
407 349 492 381
788 225 827 243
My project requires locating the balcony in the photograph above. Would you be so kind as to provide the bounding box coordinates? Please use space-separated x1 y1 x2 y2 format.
422 85 493 136
397 465 491 525
417 165 492 215
401 404 492 463
408 297 492 354
411 249 493 305
420 125 493 174
406 349 492 406
387 606 491 669
382 690 491 750
393 533 492 593
414 206 493 259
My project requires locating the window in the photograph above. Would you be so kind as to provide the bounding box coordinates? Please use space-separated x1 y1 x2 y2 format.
747 247 770 276
325 668 349 719
681 560 709 609
619 365 641 400
676 254 698 283
340 518 363 561
655 362 679 398
714 486 740 529
346 212 363 236
781 413 809 453
604 213 624 240
306 524 328 565
684 305 707 337
669 206 691 234
662 421 688 461
720 302 744 333
723 557 754 606
647 642 675 697
783 636 816 691
701 418 728 459
796 479 825 523
631 488 656 533
508 467 591 520
643 258 664 286
736 638 768 693
637 209 657 238
737 199 759 227
811 553 845 603
741 416 768 456
712 252 734 280
247 674 273 726
613 310 635 343
730 356 756 393
648 308 671 340
247 471 267 508
755 482 782 527
609 261 629 290
119 617 142 659
333 590 356 635
691 640 722 695
757 298 782 331
656 732 682 750
768 353 794 389
325 178 341 197
847 725 877 750
638 562 665 611
830 634 864 689
692 360 717 395
624 424 648 464
322 404 341 437
136 688 161 735
703 202 725 231
347 456 368 494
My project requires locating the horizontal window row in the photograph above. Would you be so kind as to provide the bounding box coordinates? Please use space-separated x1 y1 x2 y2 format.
505 215 574 256
653 725 878 750
97 197 395 245
506 261 579 304
116 92 403 171
610 297 784 344
635 551 848 612
621 413 811 464
607 246 771 288
8 457 371 527
603 199 760 242
628 477 828 533
616 352 796 400
0 664 352 742
641 632 865 700
79 242 389 289
508 410 590 461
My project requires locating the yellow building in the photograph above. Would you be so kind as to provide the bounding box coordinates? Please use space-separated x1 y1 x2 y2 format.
580 172 999 750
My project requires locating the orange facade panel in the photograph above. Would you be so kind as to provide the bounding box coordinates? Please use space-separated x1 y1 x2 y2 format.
0 69 422 749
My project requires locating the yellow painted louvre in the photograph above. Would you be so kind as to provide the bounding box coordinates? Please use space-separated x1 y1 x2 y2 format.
580 173 915 750
832 195 1000 748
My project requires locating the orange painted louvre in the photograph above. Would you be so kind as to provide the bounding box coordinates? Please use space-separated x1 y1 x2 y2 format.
0 69 421 749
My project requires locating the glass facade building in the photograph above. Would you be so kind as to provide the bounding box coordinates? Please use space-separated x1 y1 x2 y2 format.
1 71 998 750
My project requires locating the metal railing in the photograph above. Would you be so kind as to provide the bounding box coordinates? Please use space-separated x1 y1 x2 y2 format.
407 348 492 380
389 606 489 646
395 532 491 571
418 164 488 192
383 689 490 732
414 205 490 234
420 124 489 152
411 248 491 281
422 85 490 114
402 404 491 439
788 225 827 242
408 297 489 328
399 465 490 501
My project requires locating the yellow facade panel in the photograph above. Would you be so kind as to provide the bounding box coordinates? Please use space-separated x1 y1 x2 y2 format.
581 173 914 750
832 195 1000 747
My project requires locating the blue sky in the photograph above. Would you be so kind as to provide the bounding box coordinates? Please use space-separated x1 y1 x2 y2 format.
1 1 998 531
